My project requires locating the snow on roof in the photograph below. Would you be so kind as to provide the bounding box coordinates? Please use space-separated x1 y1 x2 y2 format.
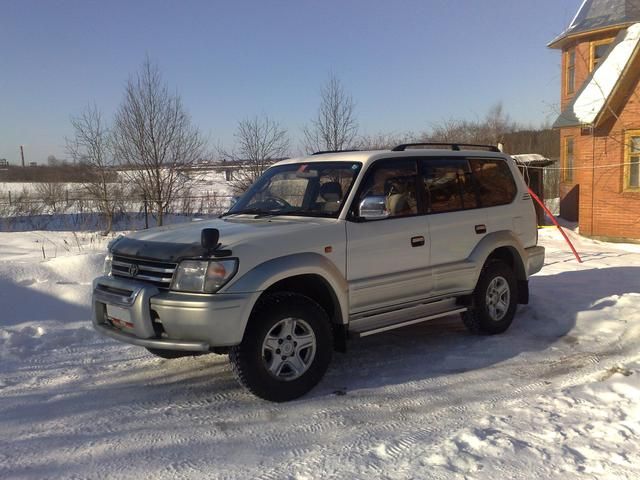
553 22 640 128
511 154 555 167
574 23 640 124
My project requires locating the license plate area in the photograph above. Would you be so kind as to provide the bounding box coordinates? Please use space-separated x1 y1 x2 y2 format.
106 304 134 330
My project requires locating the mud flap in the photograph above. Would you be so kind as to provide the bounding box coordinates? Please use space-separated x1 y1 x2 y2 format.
518 280 529 304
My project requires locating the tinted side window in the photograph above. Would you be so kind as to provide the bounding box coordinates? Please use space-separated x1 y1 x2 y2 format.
355 159 418 218
469 158 517 207
422 159 478 213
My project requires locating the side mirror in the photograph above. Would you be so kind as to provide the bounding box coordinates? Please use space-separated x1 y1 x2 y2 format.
358 195 389 220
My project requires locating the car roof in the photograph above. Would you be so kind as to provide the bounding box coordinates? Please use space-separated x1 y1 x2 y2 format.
273 148 509 170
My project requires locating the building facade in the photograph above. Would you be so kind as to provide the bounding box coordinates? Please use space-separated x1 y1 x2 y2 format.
550 0 640 241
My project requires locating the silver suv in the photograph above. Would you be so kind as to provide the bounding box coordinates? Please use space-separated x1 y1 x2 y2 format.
92 144 545 401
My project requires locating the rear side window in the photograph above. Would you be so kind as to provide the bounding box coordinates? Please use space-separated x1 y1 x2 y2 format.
421 159 478 213
469 158 517 207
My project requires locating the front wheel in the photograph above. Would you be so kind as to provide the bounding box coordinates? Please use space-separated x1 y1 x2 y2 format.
462 261 518 335
229 292 333 402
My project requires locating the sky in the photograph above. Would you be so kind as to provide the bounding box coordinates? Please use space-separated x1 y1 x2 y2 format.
0 0 582 165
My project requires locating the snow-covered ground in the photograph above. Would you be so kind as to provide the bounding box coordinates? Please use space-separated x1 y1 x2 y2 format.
1 227 639 479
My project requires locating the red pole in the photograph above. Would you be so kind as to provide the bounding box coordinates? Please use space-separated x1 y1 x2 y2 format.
528 188 582 263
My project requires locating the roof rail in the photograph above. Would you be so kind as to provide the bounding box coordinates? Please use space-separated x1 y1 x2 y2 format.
312 149 360 155
391 143 501 152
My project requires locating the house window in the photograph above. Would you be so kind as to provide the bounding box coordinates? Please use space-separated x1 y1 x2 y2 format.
625 130 640 190
564 137 574 182
566 49 576 95
590 39 613 71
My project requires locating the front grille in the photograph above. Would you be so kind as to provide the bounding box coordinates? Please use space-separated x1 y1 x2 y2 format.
112 255 177 289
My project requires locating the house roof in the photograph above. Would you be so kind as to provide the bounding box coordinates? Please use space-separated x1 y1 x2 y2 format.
553 23 640 128
549 0 640 48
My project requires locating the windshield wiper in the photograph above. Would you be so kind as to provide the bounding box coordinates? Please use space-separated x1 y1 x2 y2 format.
221 209 333 219
257 210 333 218
220 208 270 218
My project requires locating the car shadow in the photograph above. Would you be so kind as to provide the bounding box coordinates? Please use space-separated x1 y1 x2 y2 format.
313 265 640 395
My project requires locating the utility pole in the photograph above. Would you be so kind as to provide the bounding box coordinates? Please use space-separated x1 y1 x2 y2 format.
20 145 25 167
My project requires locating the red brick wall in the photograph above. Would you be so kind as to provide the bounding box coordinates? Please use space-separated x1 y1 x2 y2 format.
558 34 640 241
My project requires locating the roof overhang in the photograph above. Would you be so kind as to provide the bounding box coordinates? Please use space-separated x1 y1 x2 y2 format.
548 23 632 49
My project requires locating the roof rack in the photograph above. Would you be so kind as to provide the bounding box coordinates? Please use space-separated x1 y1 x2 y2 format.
391 143 501 153
312 149 360 155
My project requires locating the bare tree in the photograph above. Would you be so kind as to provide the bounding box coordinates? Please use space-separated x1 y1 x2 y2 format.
34 182 66 214
220 116 290 194
303 74 358 153
112 57 206 226
67 104 120 233
426 102 517 146
356 131 418 150
480 102 514 145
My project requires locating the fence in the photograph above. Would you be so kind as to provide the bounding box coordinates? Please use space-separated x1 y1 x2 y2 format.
0 190 235 232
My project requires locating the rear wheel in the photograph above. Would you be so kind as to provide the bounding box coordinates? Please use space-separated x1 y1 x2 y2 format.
462 261 518 335
229 292 333 402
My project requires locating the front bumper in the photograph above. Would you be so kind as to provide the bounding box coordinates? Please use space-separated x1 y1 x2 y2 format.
92 275 254 351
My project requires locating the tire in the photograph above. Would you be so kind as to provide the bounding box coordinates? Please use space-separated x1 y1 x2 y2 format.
462 261 518 335
145 348 201 359
229 292 333 402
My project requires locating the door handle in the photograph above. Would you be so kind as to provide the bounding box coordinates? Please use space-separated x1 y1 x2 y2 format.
411 236 425 247
475 224 487 234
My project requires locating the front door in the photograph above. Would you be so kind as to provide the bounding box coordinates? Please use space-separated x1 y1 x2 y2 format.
346 158 431 314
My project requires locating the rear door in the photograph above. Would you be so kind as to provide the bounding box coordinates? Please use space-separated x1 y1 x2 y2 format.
421 157 487 295
468 157 523 240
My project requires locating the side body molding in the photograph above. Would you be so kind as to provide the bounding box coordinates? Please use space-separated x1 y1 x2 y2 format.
223 252 350 327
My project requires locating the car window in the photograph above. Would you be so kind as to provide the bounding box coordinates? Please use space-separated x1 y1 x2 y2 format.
313 168 359 214
355 159 418 218
469 158 517 207
421 158 478 213
267 175 308 208
228 161 361 217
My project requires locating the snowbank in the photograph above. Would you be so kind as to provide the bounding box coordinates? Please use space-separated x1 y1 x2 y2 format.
0 228 639 479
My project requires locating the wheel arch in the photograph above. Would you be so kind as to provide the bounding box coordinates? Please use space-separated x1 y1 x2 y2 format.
223 252 349 345
469 231 527 280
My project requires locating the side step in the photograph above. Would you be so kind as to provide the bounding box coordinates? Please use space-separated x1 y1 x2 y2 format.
348 298 467 338
354 308 467 338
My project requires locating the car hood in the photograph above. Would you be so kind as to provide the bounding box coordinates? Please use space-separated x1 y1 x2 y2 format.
110 216 337 262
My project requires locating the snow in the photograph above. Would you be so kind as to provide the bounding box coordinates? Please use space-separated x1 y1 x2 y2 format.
573 23 640 124
1 226 640 478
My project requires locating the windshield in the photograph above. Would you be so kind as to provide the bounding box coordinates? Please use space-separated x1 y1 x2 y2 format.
225 161 362 218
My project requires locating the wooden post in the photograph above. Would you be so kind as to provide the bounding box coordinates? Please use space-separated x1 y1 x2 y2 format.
143 195 149 229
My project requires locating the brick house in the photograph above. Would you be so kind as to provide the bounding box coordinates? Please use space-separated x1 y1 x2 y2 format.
549 0 640 241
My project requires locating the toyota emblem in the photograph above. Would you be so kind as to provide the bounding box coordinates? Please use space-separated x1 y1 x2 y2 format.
128 264 139 277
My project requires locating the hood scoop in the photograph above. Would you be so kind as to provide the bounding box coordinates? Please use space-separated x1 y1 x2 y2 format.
201 228 232 258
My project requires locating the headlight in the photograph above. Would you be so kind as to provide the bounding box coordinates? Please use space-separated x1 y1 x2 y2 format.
104 253 113 275
171 259 238 293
